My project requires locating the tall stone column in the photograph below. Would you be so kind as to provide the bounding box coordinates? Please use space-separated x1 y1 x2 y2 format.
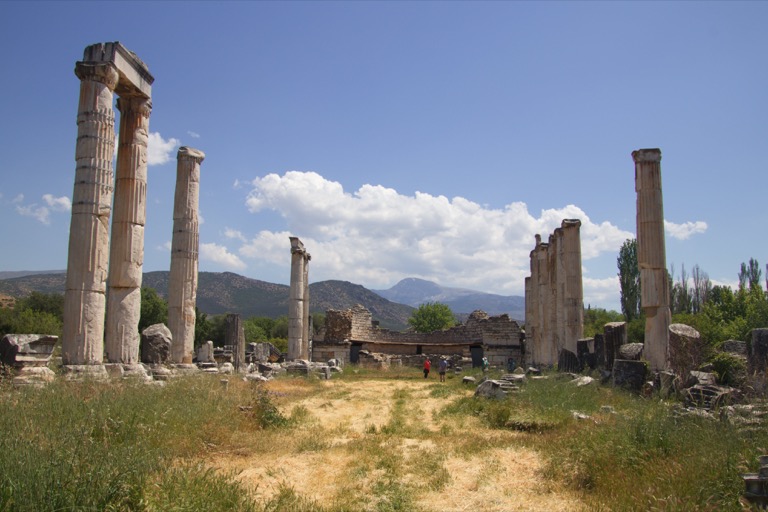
302 254 311 359
524 276 533 366
225 314 245 372
288 237 311 360
105 97 151 365
633 148 670 371
62 59 119 367
561 219 584 354
168 147 205 364
535 239 552 365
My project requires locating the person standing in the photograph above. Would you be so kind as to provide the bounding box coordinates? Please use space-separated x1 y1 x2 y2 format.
482 356 490 375
423 357 431 379
438 357 448 382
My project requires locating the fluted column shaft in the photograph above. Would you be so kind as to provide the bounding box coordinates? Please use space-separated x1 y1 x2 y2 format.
62 62 118 365
561 219 584 354
288 237 310 361
105 97 151 363
633 148 670 371
168 147 205 364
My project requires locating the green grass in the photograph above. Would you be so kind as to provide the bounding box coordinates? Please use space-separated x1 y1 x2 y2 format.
1 366 765 511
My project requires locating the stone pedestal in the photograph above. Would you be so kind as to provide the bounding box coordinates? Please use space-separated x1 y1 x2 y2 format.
633 148 670 371
288 237 311 360
168 147 205 364
668 323 703 378
604 322 627 370
0 334 58 387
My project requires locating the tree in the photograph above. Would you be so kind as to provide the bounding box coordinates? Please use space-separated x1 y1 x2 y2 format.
408 302 456 333
738 258 762 292
690 264 711 314
139 287 168 332
617 239 640 321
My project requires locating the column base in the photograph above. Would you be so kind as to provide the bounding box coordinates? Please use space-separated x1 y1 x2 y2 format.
62 364 109 381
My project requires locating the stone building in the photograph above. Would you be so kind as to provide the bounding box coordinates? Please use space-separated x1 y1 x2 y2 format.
314 305 524 367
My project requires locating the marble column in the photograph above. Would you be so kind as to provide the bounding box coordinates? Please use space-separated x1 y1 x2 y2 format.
105 97 151 365
524 276 533 366
62 59 119 367
561 219 584 354
535 238 552 365
288 237 311 360
168 147 205 364
633 148 670 371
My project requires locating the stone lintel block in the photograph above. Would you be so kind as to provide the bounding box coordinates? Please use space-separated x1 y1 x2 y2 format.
0 334 58 367
81 42 153 98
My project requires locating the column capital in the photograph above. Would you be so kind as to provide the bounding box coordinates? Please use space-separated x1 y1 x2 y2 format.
178 146 205 164
632 148 662 163
116 96 152 118
561 218 581 229
74 62 119 90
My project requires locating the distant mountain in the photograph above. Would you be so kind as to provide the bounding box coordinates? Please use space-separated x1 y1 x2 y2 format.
373 277 525 321
0 270 65 280
0 271 414 331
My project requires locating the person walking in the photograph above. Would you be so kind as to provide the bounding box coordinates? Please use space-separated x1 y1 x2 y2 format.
423 358 431 379
438 357 448 382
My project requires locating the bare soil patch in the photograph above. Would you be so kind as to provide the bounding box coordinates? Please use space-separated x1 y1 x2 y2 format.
211 377 585 511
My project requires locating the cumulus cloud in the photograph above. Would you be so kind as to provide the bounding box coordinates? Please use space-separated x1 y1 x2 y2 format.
665 220 708 240
200 243 246 270
224 228 247 242
15 193 71 225
241 171 634 299
147 132 180 166
43 194 71 212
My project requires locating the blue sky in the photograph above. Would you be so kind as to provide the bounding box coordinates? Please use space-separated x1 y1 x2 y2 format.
0 1 766 312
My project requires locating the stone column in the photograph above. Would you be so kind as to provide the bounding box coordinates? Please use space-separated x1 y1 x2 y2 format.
535 239 552 366
547 233 560 365
524 276 533 366
288 237 311 360
225 314 245 372
303 255 311 359
168 147 205 365
633 148 670 371
62 58 119 368
561 219 584 354
105 97 151 365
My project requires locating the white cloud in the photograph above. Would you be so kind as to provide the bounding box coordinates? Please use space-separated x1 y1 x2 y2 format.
158 241 172 252
147 132 180 166
200 242 246 270
224 228 247 242
16 204 50 224
241 171 634 300
42 194 71 212
665 220 708 240
15 193 72 225
187 131 200 139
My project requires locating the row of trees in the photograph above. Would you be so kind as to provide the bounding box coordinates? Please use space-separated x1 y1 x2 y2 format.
0 287 326 355
617 238 768 345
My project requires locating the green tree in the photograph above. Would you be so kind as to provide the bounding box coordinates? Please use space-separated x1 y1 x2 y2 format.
15 292 64 320
270 316 289 339
243 317 268 343
617 239 640 321
408 302 456 333
582 306 623 338
139 287 168 332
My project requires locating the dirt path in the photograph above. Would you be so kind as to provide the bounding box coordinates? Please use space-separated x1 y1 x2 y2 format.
213 378 585 511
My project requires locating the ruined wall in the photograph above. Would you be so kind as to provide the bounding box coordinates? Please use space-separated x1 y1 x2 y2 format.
324 306 523 363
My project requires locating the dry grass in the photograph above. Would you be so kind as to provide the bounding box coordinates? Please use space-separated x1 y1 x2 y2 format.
211 376 586 511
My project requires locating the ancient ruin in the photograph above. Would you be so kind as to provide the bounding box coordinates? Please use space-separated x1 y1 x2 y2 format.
167 147 205 365
524 220 584 366
633 148 670 371
315 305 523 367
63 42 153 373
288 237 311 360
